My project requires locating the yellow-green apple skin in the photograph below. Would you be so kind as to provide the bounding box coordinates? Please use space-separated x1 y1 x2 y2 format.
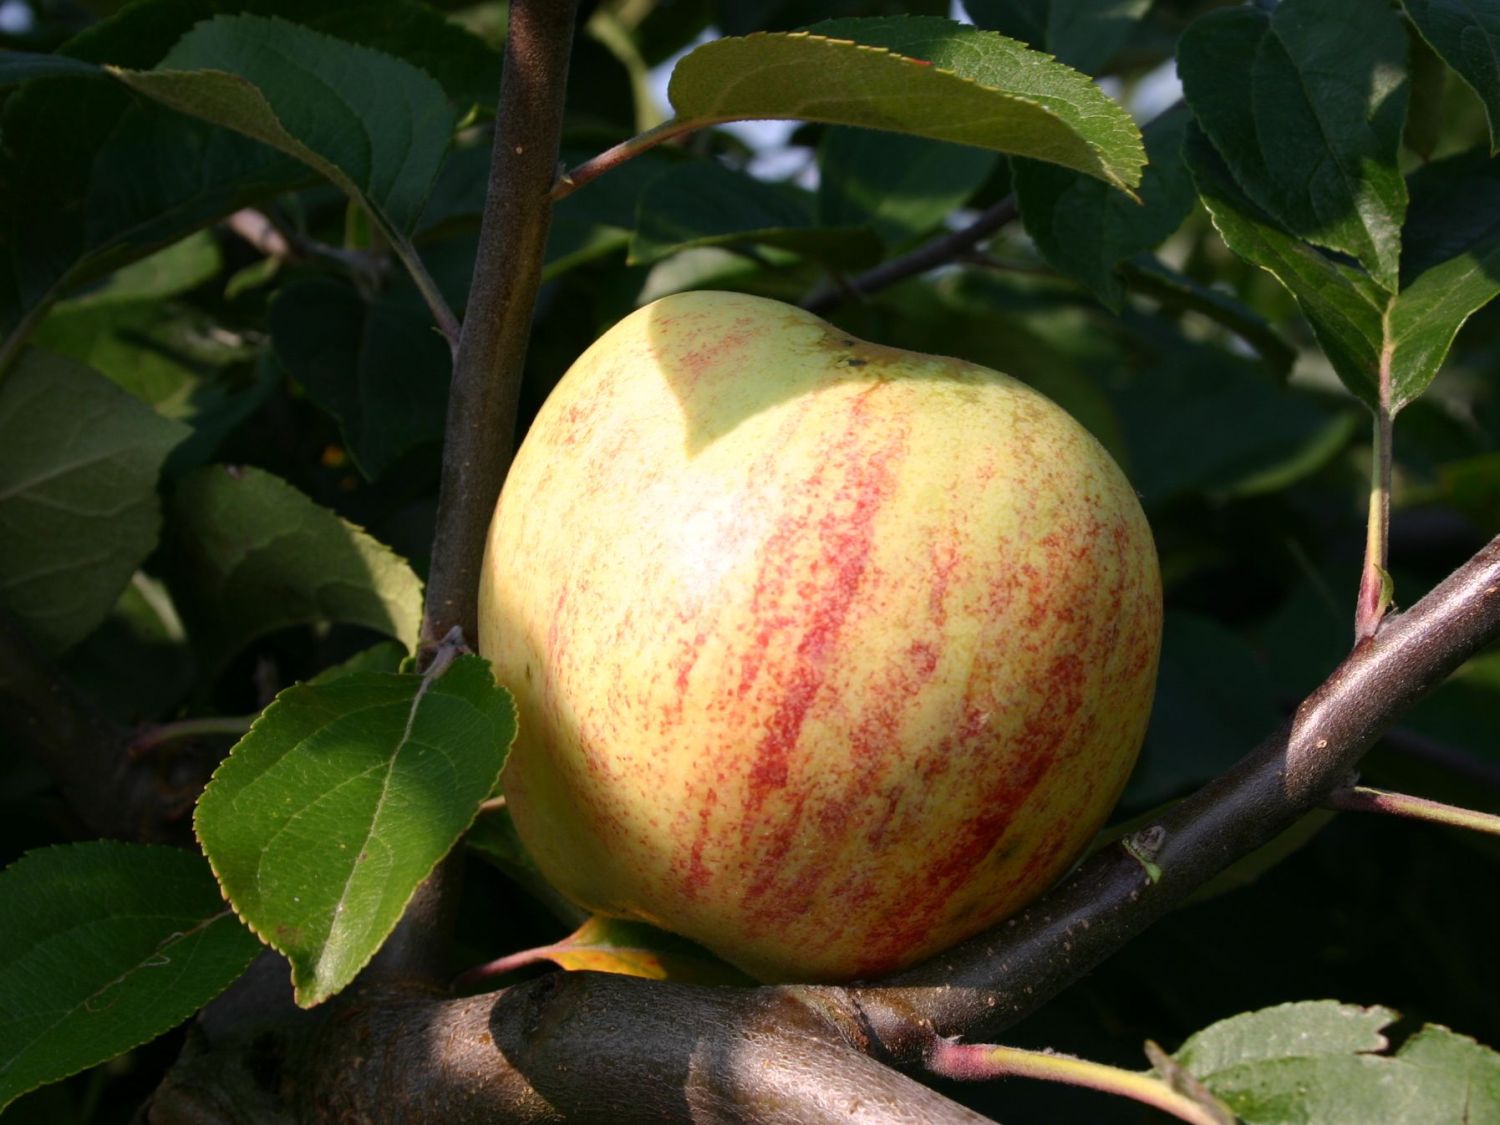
478 290 1161 983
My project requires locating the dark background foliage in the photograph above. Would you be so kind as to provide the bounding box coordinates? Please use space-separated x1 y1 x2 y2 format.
1 0 1497 1120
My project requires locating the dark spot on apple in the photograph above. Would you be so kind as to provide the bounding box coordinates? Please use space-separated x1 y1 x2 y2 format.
524 663 532 681
844 358 867 367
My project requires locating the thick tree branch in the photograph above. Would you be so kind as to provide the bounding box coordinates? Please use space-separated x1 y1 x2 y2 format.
313 976 990 1123
847 534 1500 1056
419 0 580 659
154 537 1500 1122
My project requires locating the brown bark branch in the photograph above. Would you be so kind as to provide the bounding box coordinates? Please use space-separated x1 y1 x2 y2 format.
419 0 580 660
801 197 1020 316
151 536 1500 1122
846 534 1500 1056
366 0 580 994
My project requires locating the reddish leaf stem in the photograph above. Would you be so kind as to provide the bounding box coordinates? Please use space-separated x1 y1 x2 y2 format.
1328 784 1500 836
926 1039 1232 1125
551 118 699 201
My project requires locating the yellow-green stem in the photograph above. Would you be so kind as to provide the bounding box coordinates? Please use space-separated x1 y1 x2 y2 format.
129 715 254 757
388 233 461 358
1355 329 1396 642
1329 784 1500 837
926 1040 1232 1125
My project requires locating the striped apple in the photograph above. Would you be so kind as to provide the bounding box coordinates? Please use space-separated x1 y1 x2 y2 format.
478 290 1161 983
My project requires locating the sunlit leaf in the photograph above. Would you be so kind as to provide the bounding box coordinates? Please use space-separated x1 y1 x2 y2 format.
196 655 514 1006
1403 0 1500 153
1178 0 1409 291
668 16 1143 193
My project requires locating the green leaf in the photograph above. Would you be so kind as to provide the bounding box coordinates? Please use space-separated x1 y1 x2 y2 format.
66 0 497 106
963 0 1047 50
1121 258 1297 380
1 80 304 341
1403 648 1500 765
818 127 998 248
308 640 408 685
164 465 423 678
1393 151 1500 391
59 573 194 723
1440 450 1500 530
667 16 1144 194
476 916 754 986
0 51 102 87
0 0 495 339
1178 0 1410 292
1403 20 1451 162
1177 1001 1398 1074
195 655 514 1005
42 230 222 310
0 842 261 1112
1396 1025 1500 1118
1110 327 1357 503
466 804 586 926
1175 1002 1500 1123
630 160 882 269
1186 126 1387 409
1014 103 1195 310
269 278 451 479
223 254 282 300
1125 612 1281 807
1188 131 1500 413
1402 0 1500 153
31 235 275 478
112 14 453 238
0 350 187 655
963 0 1152 75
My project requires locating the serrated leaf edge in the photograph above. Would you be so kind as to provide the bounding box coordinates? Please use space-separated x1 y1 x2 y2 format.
671 29 1144 194
192 660 512 1007
0 842 256 1111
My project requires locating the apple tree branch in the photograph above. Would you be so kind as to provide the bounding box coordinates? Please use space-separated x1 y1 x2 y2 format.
144 534 1500 1123
419 0 581 661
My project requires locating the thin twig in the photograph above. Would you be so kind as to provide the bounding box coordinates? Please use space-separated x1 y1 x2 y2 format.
389 234 462 358
552 118 698 200
802 197 1020 315
129 715 255 759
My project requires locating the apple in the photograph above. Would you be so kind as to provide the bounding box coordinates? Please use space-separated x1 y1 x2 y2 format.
478 290 1161 983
